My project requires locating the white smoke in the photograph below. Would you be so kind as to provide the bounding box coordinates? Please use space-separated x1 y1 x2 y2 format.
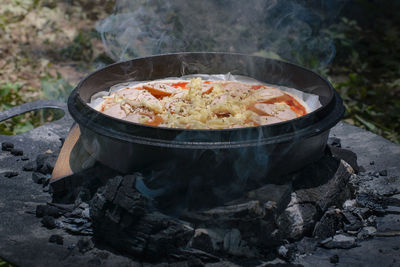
96 0 346 68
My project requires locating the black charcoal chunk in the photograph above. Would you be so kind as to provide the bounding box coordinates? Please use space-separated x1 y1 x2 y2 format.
77 238 94 254
10 148 23 156
32 172 48 184
23 161 36 171
49 234 64 245
313 209 344 239
328 137 341 148
1 142 14 151
329 146 359 173
36 205 63 218
379 170 388 176
21 156 29 161
187 257 205 267
3 171 18 178
41 216 57 229
87 258 101 266
36 154 57 174
330 254 339 263
370 161 375 165
67 244 76 250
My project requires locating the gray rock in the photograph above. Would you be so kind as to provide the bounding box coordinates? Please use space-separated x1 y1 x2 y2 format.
357 226 376 239
321 234 357 249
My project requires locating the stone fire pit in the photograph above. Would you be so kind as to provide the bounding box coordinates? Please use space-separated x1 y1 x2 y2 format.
1 103 399 266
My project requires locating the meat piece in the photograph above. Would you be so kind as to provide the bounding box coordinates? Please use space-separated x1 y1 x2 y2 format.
138 91 162 113
275 108 297 120
250 103 275 116
211 94 228 106
253 87 284 101
224 82 252 98
103 104 126 119
115 87 143 99
248 102 298 121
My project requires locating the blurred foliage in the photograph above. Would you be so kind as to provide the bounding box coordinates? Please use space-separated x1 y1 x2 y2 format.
0 0 399 145
40 74 74 101
0 258 13 267
325 0 400 144
0 81 65 135
61 31 93 61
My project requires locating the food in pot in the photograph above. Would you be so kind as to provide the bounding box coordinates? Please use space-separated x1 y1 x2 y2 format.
96 78 308 129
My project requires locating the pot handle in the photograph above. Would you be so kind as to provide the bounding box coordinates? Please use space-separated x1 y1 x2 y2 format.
0 100 67 122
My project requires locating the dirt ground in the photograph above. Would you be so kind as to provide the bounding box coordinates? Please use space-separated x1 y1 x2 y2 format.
0 0 113 102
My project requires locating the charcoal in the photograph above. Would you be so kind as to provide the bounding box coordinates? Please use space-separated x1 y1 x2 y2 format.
67 244 76 250
328 137 341 148
356 193 386 215
329 254 339 263
320 234 357 249
313 209 344 239
21 156 29 161
49 234 64 245
59 137 65 147
357 226 376 239
295 237 318 255
10 148 23 156
3 171 18 178
23 161 36 171
370 161 375 165
187 257 205 267
1 142 14 151
342 211 363 232
90 175 194 259
178 248 220 263
32 172 47 184
379 170 388 176
191 229 214 253
277 244 296 261
77 238 94 253
36 205 63 218
87 258 101 266
61 217 93 235
41 216 57 229
36 153 57 174
329 146 359 173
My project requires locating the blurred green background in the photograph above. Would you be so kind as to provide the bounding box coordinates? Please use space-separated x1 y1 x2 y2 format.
0 0 399 144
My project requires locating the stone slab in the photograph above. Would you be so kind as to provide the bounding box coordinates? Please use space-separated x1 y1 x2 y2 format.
1 111 400 267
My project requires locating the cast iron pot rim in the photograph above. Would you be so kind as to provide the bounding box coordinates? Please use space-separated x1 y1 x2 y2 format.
68 52 344 148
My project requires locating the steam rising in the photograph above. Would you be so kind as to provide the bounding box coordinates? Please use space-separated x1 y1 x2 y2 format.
97 0 346 68
92 0 347 213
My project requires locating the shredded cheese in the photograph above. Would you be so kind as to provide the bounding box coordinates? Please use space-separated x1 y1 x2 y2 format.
97 78 308 129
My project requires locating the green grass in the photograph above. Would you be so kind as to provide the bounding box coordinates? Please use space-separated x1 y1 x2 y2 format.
0 80 67 135
0 258 13 267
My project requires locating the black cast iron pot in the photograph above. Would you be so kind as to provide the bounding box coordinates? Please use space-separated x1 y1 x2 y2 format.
68 52 344 210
